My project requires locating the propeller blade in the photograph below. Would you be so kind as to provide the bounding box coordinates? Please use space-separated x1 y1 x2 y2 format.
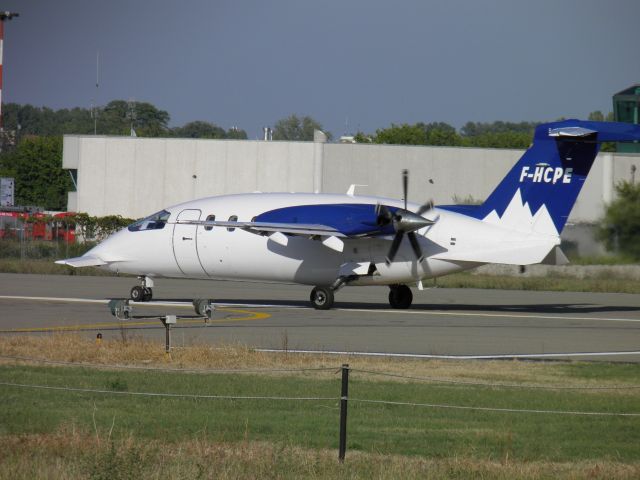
385 231 404 265
416 199 434 216
402 169 408 210
407 232 424 262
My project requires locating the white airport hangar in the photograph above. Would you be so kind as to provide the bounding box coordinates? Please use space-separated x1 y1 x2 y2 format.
62 131 640 254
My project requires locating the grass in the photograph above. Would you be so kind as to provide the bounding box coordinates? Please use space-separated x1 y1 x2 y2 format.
3 430 639 480
0 258 113 276
0 335 639 479
434 272 640 294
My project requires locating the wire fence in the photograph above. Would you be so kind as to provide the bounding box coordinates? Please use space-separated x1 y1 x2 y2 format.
0 379 638 418
2 354 638 390
349 367 640 390
3 360 640 461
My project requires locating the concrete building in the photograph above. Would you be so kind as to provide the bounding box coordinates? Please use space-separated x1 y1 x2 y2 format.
62 134 640 254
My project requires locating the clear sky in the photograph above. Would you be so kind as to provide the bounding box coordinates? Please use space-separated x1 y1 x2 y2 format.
1 0 639 139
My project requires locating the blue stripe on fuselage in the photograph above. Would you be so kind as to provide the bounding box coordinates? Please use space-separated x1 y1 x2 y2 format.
254 203 398 237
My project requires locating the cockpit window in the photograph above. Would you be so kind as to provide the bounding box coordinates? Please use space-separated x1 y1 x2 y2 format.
128 210 171 232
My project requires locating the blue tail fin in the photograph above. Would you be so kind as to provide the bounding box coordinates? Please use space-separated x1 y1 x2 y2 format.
440 120 640 235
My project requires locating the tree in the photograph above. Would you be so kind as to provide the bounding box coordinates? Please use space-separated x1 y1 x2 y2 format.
372 122 461 146
5 136 72 210
272 114 330 141
173 121 226 139
226 127 248 140
462 131 532 149
588 111 605 122
99 100 170 136
374 123 428 145
597 181 640 259
353 131 373 143
1 101 171 137
461 121 538 137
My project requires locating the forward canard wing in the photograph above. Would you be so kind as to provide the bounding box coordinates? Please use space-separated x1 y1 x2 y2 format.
55 255 108 268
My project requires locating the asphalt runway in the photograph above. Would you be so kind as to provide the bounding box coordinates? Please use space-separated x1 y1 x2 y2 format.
1 273 639 362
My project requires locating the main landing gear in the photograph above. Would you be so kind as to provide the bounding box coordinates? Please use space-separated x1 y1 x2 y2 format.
130 276 154 302
310 286 334 310
309 279 414 310
388 284 413 309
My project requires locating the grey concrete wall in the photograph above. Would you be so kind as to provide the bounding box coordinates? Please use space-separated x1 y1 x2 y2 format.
64 136 317 218
63 135 640 225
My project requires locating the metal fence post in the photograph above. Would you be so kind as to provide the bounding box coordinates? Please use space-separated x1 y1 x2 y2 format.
338 363 349 462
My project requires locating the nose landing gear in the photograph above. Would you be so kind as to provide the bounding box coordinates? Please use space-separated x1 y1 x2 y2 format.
130 276 154 302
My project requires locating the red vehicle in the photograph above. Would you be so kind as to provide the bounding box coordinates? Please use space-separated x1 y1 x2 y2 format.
0 209 76 243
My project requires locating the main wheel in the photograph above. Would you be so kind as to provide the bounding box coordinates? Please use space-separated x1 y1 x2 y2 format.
130 286 145 302
142 287 153 302
310 287 334 310
388 285 413 309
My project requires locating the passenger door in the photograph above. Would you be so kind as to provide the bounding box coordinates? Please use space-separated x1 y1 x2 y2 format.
172 209 207 277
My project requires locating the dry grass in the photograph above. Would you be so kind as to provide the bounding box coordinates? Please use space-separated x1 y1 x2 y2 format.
1 427 638 480
0 334 637 391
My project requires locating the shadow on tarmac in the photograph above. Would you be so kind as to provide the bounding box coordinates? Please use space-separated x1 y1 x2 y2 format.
149 298 640 316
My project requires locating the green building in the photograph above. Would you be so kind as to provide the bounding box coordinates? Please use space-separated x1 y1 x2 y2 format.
613 84 640 153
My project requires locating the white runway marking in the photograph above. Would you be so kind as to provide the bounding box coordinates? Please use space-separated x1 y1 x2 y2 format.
1 295 640 324
337 307 640 324
0 296 295 309
257 348 640 360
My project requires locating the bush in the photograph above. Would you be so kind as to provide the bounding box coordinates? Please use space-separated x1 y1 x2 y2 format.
597 181 640 260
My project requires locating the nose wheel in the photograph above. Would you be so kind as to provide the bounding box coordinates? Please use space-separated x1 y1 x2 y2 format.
388 285 412 309
310 286 334 310
130 276 154 302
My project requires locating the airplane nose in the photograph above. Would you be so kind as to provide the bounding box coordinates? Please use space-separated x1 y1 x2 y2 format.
84 228 130 262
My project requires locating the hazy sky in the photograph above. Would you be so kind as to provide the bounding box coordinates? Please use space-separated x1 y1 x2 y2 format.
2 0 639 138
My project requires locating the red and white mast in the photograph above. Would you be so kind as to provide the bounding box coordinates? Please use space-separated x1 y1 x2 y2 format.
0 11 19 132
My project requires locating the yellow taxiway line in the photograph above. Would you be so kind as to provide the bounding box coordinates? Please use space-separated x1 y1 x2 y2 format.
0 295 271 333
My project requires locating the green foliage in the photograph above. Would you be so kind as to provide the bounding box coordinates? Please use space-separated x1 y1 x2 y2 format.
2 101 171 137
460 121 538 137
272 114 330 141
373 122 460 146
172 121 247 140
374 123 428 145
225 126 248 139
99 100 170 137
461 131 532 149
372 121 531 148
88 440 147 480
353 131 373 143
597 181 640 259
587 110 615 122
2 364 640 462
0 136 72 210
72 213 136 240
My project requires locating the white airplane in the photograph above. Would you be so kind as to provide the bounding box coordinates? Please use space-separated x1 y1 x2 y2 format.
57 120 640 310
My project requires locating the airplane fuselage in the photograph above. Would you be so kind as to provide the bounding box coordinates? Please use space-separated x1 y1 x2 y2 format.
90 192 483 287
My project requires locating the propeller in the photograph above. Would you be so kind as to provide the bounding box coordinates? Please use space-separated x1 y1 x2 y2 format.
380 169 436 265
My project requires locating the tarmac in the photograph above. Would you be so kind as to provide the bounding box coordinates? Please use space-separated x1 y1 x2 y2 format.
1 273 639 362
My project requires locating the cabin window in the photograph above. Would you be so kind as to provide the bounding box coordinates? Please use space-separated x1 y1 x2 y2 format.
127 210 171 232
204 214 216 231
227 215 238 232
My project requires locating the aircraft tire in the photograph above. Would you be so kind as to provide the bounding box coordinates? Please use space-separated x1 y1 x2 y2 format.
142 287 153 302
130 286 145 302
388 285 412 309
310 286 334 310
